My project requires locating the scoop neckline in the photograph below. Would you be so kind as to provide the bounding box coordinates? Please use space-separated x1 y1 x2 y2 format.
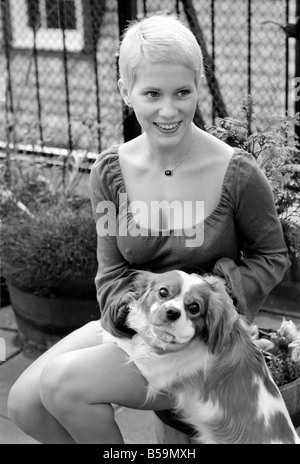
112 145 240 234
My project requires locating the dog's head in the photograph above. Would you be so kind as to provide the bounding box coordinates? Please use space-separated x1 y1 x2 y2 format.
128 270 239 353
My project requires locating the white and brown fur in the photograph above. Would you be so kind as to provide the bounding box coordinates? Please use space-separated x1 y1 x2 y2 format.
99 270 300 444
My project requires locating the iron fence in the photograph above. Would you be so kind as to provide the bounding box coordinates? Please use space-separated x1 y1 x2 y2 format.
0 0 299 155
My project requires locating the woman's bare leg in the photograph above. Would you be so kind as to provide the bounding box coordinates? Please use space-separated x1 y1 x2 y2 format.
39 343 173 444
8 320 172 444
8 321 103 444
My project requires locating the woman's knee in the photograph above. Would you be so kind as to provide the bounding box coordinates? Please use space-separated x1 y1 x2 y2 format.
8 377 45 435
40 352 92 422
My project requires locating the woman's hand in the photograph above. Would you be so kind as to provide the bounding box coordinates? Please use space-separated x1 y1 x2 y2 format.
108 293 136 336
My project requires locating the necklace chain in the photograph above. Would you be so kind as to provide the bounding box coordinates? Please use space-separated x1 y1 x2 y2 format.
147 134 195 176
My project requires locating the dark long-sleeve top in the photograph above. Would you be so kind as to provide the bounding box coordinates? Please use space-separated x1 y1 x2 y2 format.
89 146 290 336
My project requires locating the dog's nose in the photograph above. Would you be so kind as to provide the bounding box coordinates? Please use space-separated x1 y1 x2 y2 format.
166 307 181 322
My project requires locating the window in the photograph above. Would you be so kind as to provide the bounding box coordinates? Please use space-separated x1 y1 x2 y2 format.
25 0 77 30
10 0 84 51
45 0 77 30
26 0 40 29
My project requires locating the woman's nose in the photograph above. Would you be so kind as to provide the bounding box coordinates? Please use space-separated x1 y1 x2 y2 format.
158 99 178 119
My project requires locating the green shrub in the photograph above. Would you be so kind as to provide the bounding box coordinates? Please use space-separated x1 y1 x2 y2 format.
1 198 98 297
266 352 300 387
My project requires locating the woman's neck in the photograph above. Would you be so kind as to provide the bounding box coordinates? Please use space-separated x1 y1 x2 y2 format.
146 124 197 168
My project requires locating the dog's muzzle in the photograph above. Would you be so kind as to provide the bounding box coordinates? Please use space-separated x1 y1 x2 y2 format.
149 304 182 326
165 306 181 322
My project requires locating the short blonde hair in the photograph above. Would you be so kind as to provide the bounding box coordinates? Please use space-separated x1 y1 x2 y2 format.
118 14 204 91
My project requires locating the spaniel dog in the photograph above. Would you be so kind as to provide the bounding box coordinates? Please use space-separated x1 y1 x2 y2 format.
99 270 300 444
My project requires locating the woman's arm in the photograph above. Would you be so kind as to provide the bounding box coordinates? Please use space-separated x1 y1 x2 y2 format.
214 153 290 322
89 152 135 337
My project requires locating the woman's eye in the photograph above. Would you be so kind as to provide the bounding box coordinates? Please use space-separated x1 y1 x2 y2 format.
177 90 190 97
158 287 169 298
146 91 159 99
188 303 200 315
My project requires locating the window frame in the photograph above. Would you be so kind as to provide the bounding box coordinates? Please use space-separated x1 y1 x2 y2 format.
9 0 84 52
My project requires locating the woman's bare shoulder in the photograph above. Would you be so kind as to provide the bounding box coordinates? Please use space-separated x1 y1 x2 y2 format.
118 134 146 160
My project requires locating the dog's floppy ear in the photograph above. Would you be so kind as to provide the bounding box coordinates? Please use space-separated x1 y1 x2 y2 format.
131 270 156 300
205 287 238 355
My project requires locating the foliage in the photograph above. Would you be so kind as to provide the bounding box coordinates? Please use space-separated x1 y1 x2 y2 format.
1 198 98 297
254 318 300 387
0 115 99 298
266 352 300 387
206 96 300 256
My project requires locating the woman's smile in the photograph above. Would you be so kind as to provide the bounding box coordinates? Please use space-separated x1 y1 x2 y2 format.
123 62 200 153
154 121 182 134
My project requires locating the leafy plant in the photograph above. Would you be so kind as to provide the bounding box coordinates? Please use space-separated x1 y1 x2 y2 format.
1 199 98 297
206 96 300 256
265 352 300 387
0 114 99 298
253 318 300 387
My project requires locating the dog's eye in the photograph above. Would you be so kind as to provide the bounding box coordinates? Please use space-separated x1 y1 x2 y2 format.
188 303 200 315
158 287 169 298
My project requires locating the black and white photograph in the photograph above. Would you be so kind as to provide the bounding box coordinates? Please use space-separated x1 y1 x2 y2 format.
0 0 299 446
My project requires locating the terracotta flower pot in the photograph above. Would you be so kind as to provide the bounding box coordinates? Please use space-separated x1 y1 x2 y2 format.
8 283 100 357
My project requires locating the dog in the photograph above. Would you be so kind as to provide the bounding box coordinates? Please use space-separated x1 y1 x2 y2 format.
99 270 300 444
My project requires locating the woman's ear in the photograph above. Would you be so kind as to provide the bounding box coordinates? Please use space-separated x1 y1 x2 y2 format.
118 79 131 107
196 74 205 104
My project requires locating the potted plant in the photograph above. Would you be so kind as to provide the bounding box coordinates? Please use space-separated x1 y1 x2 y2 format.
252 317 300 423
0 118 100 357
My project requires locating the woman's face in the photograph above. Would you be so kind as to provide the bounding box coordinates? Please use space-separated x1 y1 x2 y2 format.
119 61 200 152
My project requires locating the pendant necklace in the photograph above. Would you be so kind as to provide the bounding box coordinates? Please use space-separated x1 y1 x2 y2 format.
147 134 195 176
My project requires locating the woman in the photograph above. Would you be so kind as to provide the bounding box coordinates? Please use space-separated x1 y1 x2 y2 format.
8 14 289 444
